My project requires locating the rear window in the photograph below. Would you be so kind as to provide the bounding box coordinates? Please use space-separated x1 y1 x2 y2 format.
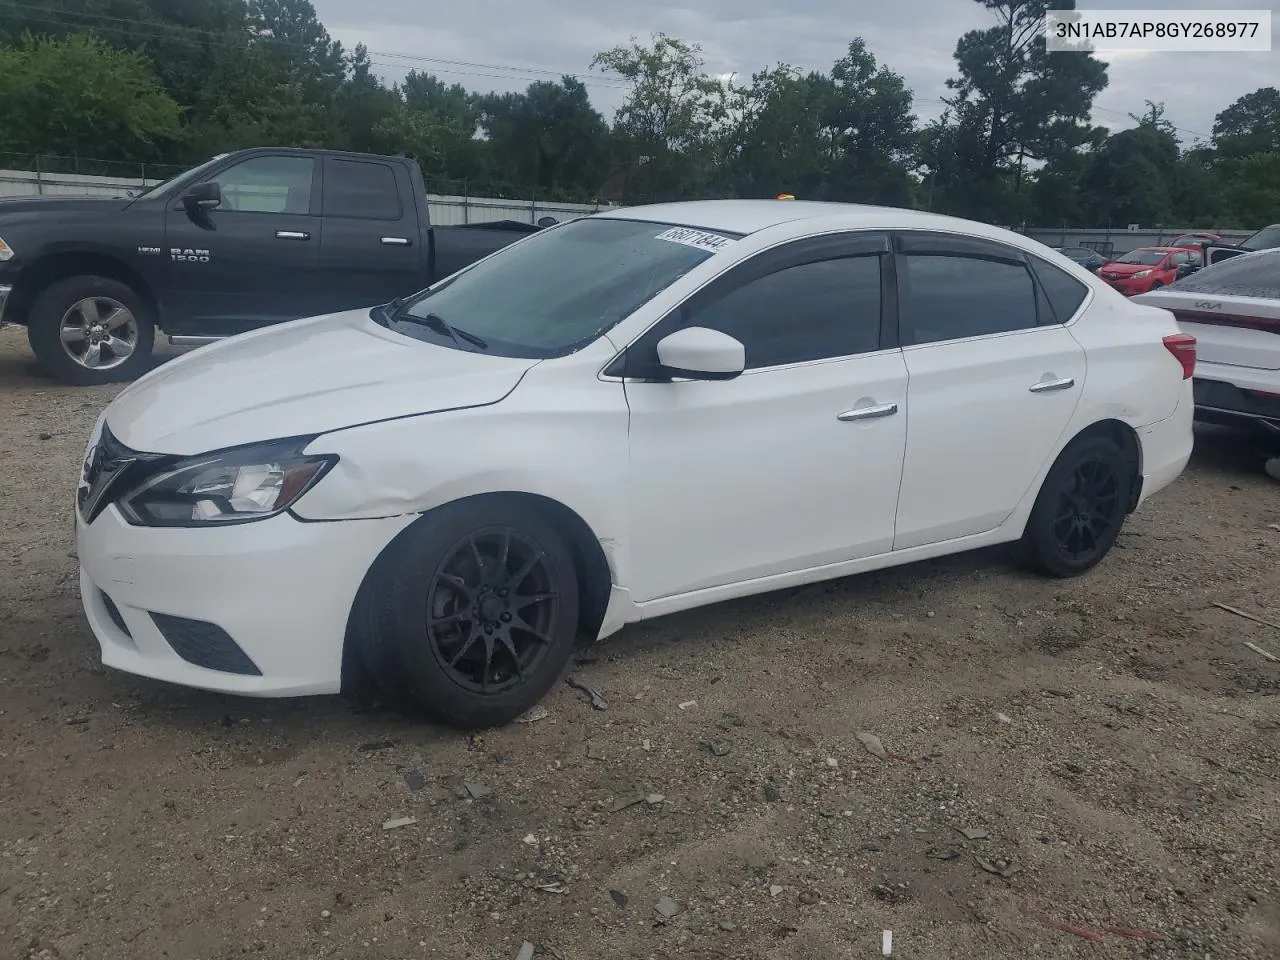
1242 225 1280 251
1170 250 1280 299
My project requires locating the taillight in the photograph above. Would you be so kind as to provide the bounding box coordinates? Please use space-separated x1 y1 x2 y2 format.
1163 333 1196 379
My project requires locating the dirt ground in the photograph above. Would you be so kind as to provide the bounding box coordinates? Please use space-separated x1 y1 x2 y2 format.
1 325 1277 960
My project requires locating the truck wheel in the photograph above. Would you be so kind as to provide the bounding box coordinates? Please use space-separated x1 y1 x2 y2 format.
27 275 155 386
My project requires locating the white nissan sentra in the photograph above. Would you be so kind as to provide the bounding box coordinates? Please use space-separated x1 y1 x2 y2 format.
75 201 1196 728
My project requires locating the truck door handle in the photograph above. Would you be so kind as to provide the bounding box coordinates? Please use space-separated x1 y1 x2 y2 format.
837 401 898 422
275 230 310 240
1029 376 1075 393
381 236 411 246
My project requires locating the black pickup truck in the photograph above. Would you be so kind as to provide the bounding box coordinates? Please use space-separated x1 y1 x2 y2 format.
0 147 559 385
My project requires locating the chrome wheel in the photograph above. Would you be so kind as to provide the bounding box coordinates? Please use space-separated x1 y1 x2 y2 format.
59 297 138 371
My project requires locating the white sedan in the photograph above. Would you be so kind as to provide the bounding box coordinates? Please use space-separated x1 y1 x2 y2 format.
75 200 1196 727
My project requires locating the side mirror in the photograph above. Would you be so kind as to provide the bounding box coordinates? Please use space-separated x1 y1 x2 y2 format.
183 181 221 210
536 216 558 228
654 326 745 381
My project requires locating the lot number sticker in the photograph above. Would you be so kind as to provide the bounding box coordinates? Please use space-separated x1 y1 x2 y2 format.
655 227 736 253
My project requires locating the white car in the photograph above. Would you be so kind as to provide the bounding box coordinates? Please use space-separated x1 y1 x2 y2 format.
75 200 1196 727
1133 248 1280 449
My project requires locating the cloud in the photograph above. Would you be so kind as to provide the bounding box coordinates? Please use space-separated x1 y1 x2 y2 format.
312 0 1277 146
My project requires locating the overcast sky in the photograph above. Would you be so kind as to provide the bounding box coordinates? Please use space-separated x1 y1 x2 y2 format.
312 0 1279 145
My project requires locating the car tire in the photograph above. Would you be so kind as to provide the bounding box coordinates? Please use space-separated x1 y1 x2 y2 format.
27 275 156 386
1149 280 1164 290
355 498 581 729
1014 433 1134 578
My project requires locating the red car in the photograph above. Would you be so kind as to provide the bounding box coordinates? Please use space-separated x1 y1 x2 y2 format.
1169 232 1221 249
1097 246 1199 295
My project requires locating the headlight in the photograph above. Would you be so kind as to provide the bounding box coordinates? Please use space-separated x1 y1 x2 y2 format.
117 437 336 527
0 235 13 261
1132 269 1152 278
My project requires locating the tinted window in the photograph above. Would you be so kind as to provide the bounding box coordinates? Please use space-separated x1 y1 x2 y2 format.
1170 249 1280 298
683 256 882 369
899 254 1037 344
1030 256 1090 323
324 158 401 220
214 156 314 214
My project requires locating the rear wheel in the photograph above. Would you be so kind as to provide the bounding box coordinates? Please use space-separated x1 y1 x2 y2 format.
356 499 580 728
27 275 155 386
1015 434 1133 578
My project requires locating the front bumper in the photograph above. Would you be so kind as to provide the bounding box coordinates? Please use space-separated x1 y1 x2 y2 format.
1100 276 1152 296
77 505 416 697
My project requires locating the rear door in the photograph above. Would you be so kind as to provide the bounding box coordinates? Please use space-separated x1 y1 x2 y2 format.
162 152 323 335
318 156 426 312
890 231 1087 550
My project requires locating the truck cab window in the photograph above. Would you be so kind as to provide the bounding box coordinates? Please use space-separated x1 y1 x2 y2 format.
323 159 402 220
214 156 315 215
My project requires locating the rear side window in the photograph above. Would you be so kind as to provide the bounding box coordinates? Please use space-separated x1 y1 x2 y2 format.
323 158 402 220
1029 256 1089 323
1171 250 1280 298
898 253 1038 344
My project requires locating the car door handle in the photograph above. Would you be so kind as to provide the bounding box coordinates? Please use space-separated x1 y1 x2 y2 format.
1029 376 1076 393
275 230 309 240
837 402 898 422
381 236 411 246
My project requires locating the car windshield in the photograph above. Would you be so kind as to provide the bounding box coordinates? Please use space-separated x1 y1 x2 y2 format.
1116 249 1167 265
132 155 225 201
390 217 737 358
1242 224 1280 251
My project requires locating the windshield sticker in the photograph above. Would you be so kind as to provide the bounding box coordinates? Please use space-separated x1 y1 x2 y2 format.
654 227 736 253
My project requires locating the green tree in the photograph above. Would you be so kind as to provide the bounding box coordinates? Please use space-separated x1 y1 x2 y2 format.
1212 86 1280 160
591 33 724 199
479 77 610 201
938 0 1107 219
0 32 182 161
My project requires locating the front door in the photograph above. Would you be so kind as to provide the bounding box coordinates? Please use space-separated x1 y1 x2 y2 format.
890 232 1088 550
621 232 908 604
163 153 323 336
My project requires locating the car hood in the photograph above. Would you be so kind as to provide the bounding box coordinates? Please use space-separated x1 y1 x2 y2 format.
104 308 539 456
1100 262 1159 275
0 195 135 217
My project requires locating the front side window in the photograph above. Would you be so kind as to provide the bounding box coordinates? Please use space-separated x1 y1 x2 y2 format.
391 218 735 358
678 255 883 369
899 253 1038 345
214 156 315 215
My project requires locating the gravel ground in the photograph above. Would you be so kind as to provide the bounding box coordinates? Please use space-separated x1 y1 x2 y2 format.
1 325 1278 960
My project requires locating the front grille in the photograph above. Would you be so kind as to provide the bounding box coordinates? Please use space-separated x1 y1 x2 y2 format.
100 590 131 638
150 612 262 676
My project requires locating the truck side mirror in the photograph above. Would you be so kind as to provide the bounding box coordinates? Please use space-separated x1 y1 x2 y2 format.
183 181 222 211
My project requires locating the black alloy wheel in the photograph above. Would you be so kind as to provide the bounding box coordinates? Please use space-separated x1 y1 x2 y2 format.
1015 434 1133 578
355 498 580 728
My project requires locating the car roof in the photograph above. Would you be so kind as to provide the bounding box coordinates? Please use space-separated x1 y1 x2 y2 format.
591 199 1030 243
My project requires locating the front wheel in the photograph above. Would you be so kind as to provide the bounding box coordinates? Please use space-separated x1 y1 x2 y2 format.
1015 434 1134 578
27 275 156 386
356 499 581 728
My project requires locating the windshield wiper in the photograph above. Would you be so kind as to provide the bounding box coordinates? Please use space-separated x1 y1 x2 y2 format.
396 311 488 350
372 296 404 327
